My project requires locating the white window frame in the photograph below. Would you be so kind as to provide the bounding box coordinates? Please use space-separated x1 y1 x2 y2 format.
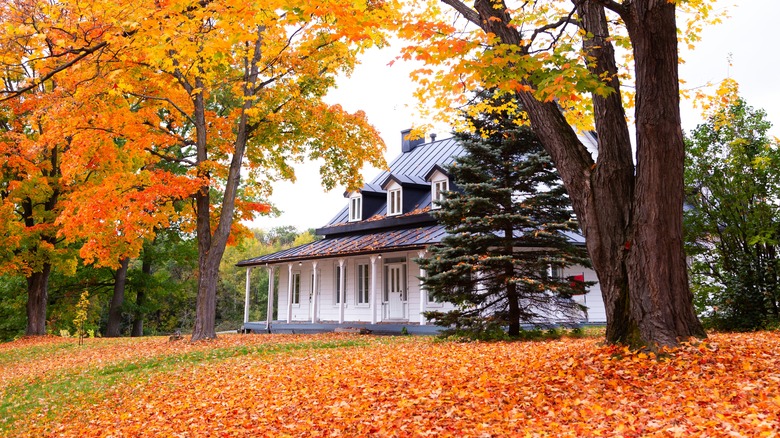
356 263 370 306
550 265 563 280
349 194 362 222
431 178 448 209
291 271 301 306
388 188 402 216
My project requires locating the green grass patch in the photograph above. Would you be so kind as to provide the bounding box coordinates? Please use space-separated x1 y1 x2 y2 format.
0 337 372 433
0 341 81 366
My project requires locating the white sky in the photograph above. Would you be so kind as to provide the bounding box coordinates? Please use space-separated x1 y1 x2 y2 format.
249 1 780 232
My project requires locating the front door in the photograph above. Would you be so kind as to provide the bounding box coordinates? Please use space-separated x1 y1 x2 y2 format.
385 264 406 319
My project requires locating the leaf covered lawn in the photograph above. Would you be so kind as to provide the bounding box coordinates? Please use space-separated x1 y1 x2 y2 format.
1 332 779 437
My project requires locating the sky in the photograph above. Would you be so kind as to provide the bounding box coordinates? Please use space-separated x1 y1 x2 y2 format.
250 0 780 232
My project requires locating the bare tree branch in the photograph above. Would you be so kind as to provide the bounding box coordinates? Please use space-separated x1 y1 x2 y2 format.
129 92 195 125
0 41 108 103
440 0 481 26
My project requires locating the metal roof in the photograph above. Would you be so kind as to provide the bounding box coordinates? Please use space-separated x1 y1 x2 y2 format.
325 137 465 227
237 131 593 268
236 225 448 266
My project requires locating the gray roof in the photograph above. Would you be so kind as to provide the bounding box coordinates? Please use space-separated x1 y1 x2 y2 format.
237 225 448 266
326 137 464 226
236 225 585 267
237 131 591 267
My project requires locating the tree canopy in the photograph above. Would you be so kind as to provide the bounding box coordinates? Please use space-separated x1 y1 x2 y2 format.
685 81 780 330
0 0 398 339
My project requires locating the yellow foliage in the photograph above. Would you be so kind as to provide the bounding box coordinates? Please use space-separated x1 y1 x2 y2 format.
399 0 724 133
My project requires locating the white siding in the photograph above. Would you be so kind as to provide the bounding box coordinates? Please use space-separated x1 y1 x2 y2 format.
565 265 606 323
272 254 604 324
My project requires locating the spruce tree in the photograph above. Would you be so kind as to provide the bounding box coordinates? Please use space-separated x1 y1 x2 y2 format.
419 101 590 338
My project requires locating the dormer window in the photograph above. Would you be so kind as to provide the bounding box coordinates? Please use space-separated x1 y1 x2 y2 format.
388 187 402 216
349 194 362 221
431 178 448 209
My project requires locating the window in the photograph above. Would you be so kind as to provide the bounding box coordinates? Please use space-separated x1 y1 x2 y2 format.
349 195 362 221
388 188 402 216
335 265 346 304
550 265 563 280
357 263 370 305
291 272 301 305
431 179 448 209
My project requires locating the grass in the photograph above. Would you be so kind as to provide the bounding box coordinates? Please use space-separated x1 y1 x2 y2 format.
2 330 778 437
0 334 376 434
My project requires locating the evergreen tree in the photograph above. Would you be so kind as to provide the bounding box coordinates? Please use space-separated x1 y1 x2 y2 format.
419 100 590 338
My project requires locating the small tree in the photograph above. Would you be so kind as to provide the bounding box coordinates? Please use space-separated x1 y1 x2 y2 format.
685 87 780 331
419 98 590 338
73 290 90 345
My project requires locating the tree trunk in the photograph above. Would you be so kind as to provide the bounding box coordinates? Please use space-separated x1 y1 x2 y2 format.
131 250 153 337
106 257 130 337
192 252 221 340
622 0 705 345
25 263 51 336
468 0 705 347
189 39 260 341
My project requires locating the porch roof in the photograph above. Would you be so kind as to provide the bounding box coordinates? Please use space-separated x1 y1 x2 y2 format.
236 225 447 267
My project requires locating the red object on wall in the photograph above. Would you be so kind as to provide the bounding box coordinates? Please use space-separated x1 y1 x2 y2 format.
569 274 586 294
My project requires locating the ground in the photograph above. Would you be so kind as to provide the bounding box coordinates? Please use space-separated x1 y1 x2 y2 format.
1 331 779 436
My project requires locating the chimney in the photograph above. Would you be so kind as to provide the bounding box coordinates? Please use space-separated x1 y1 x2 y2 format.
430 133 437 142
401 128 425 153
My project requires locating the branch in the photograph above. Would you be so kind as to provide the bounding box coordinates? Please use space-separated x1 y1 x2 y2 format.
129 93 195 125
144 145 197 167
528 12 579 49
0 41 108 103
589 0 628 20
440 0 481 26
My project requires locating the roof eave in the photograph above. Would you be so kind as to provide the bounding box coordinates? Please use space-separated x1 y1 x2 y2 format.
235 243 431 267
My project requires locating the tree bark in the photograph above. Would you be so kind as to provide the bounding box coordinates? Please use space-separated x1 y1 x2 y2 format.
622 0 706 345
131 250 153 337
190 36 261 341
106 257 130 337
25 263 51 335
463 0 705 347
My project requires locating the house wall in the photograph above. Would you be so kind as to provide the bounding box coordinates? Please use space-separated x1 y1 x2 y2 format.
273 250 455 324
269 252 606 325
563 265 606 323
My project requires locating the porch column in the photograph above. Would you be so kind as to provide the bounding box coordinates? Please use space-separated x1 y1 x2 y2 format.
418 250 427 326
370 255 378 324
266 265 274 331
311 261 319 323
338 258 346 324
286 263 293 323
243 267 252 328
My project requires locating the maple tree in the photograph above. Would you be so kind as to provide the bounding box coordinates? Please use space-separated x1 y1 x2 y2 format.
0 0 396 340
0 0 194 335
108 0 394 341
398 0 722 347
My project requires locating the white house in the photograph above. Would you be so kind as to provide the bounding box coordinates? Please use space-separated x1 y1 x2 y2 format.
238 130 606 334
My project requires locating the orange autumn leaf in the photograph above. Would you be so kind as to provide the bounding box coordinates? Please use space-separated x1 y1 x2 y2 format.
2 331 780 436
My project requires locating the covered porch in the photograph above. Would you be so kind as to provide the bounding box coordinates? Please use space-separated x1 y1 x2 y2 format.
236 225 453 333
